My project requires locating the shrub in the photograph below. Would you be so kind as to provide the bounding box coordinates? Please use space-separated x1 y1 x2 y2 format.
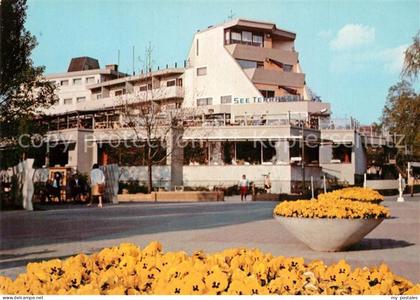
118 181 148 194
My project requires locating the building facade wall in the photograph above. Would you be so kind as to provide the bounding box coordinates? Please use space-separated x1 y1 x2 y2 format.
183 25 261 108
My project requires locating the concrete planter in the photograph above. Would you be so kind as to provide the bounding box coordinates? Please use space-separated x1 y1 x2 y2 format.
274 216 384 252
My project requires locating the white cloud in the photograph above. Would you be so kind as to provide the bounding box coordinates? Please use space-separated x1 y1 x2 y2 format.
330 24 375 50
329 44 408 74
377 44 408 74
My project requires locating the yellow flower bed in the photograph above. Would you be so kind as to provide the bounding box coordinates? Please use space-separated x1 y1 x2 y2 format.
273 198 390 219
0 242 418 295
319 187 384 203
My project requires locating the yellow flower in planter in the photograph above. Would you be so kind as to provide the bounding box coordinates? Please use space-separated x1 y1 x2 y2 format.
182 272 206 294
74 283 100 295
274 197 390 219
275 269 304 295
231 269 247 282
286 257 305 271
307 260 327 279
325 260 351 285
205 269 228 294
96 268 120 294
230 255 252 274
0 275 13 294
116 242 141 258
319 187 384 203
107 286 127 295
267 256 287 279
405 284 420 295
251 261 268 285
244 275 270 295
2 241 418 295
142 241 162 256
226 279 249 295
165 277 188 295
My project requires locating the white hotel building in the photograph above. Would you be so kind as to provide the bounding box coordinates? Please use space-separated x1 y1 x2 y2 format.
42 19 388 193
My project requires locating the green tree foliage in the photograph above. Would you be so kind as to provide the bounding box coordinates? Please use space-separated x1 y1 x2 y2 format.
402 31 420 81
0 0 57 167
381 81 420 158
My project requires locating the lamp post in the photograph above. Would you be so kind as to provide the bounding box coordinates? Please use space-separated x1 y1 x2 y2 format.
301 119 305 194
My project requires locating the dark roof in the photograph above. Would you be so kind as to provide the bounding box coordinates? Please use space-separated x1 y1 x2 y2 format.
67 57 100 72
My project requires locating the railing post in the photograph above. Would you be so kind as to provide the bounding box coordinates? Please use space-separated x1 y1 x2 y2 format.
310 176 314 199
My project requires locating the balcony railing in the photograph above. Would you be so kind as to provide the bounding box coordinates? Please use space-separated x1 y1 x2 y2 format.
319 118 359 130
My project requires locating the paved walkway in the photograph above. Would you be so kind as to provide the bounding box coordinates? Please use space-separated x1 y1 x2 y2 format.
0 195 419 282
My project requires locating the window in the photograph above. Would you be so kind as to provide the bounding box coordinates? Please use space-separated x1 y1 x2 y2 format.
60 80 69 86
184 142 209 165
260 90 275 98
76 96 86 103
196 97 212 106
253 35 263 47
231 31 241 42
221 95 232 104
73 78 82 85
167 80 176 87
237 59 257 69
242 31 252 43
196 39 199 56
139 85 147 92
333 144 352 163
176 78 183 86
197 67 207 76
283 64 293 72
225 30 230 44
115 89 126 96
236 141 262 165
229 31 264 47
86 77 95 84
63 98 72 105
95 94 102 100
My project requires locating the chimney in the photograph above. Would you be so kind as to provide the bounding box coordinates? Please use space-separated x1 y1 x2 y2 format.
106 64 118 72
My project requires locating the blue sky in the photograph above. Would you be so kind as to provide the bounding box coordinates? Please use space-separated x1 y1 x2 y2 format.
26 0 419 124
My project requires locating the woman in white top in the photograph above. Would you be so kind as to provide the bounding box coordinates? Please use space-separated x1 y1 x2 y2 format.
238 174 249 201
87 164 105 208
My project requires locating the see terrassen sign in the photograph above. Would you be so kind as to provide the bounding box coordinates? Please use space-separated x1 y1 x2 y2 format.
234 96 302 104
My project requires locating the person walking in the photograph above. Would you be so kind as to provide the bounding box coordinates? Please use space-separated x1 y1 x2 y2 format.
238 174 249 201
264 173 272 193
87 164 105 208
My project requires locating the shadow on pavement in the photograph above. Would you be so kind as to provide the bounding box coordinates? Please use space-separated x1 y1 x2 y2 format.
348 238 415 251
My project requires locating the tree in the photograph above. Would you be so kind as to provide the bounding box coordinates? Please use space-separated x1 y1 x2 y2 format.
0 0 57 167
378 31 420 174
402 31 420 81
381 81 420 159
118 44 192 193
